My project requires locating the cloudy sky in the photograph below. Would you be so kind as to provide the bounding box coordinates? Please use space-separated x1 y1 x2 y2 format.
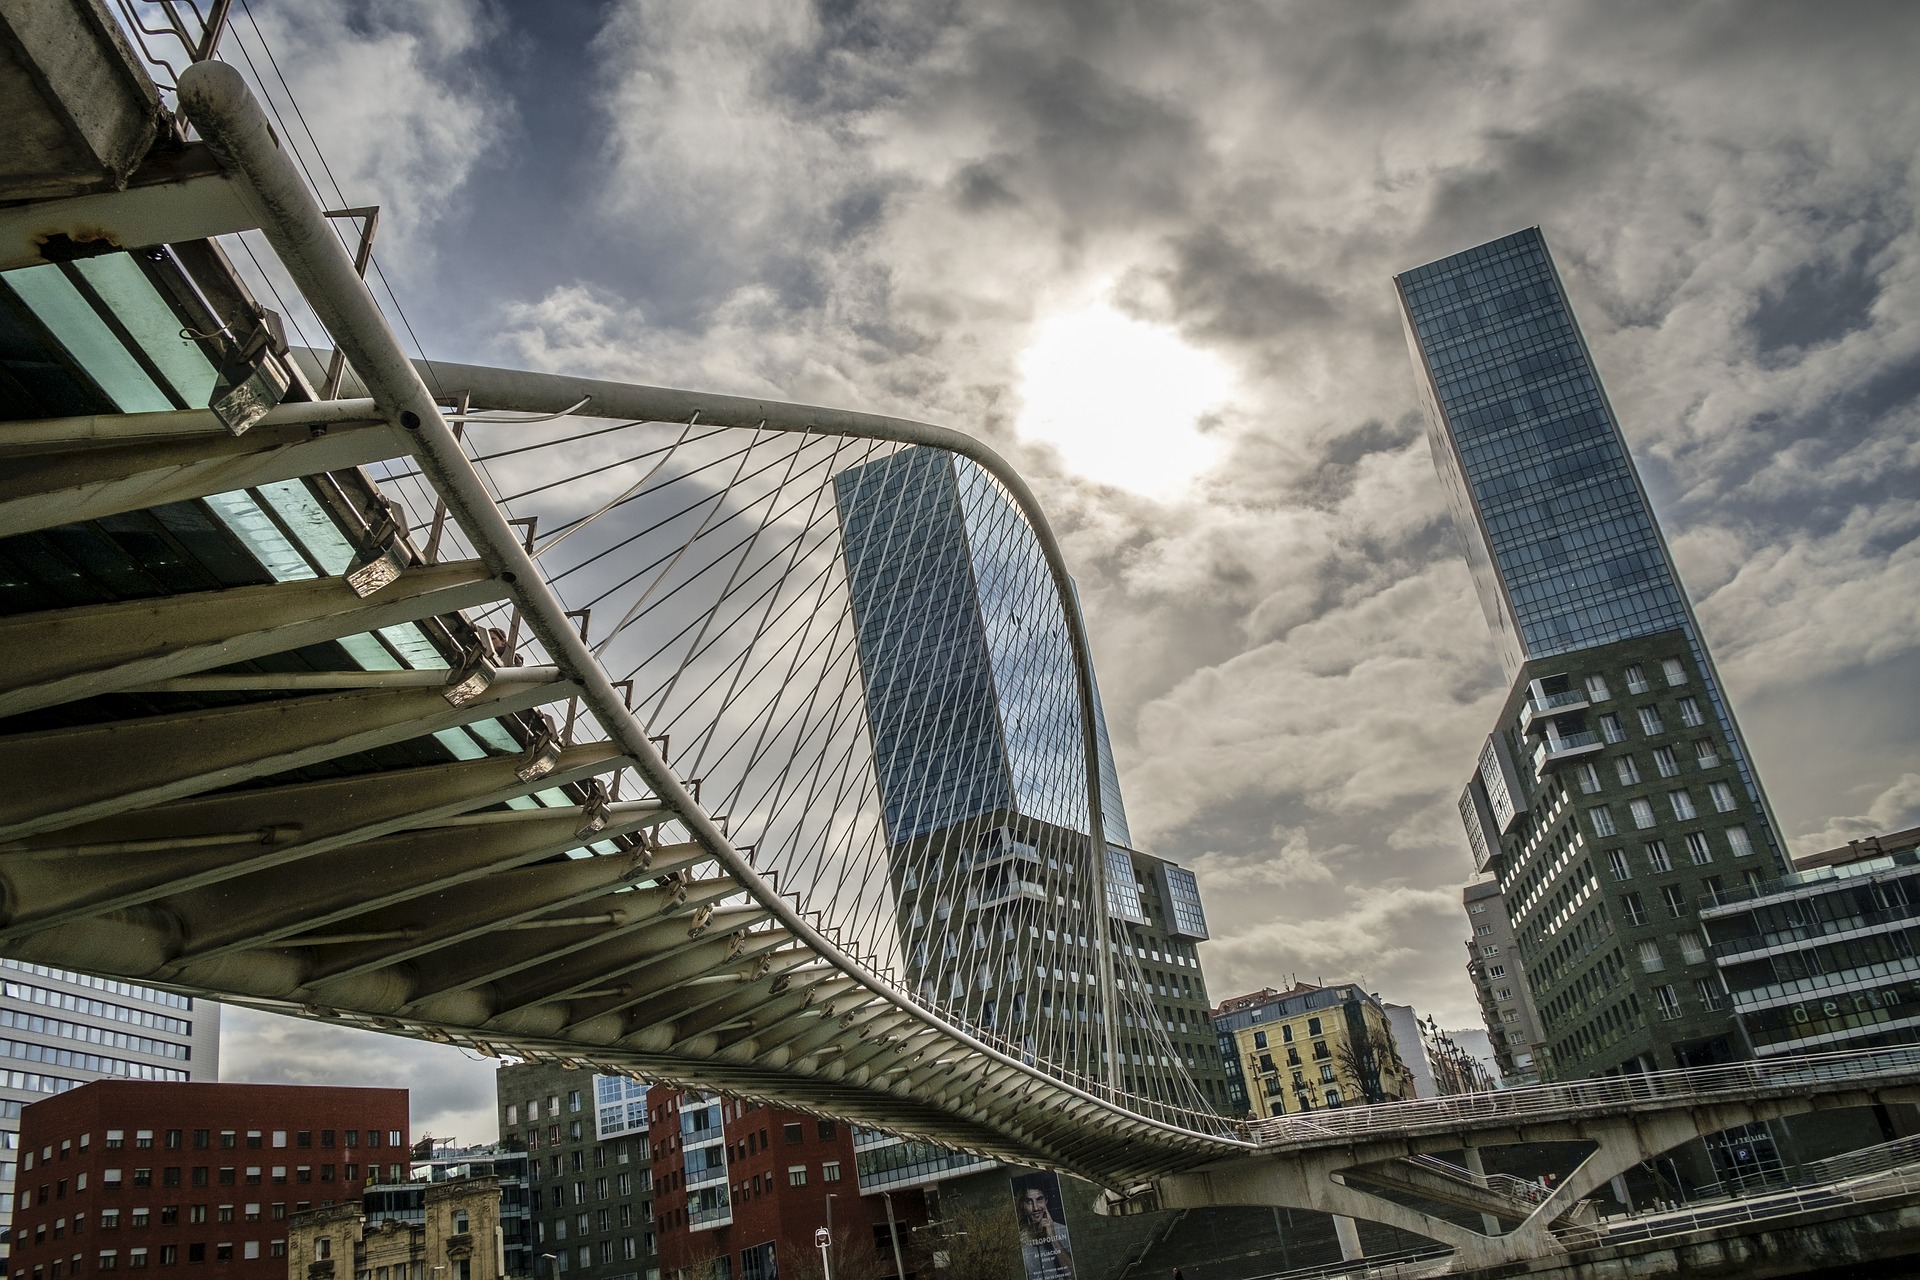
212 0 1920 1137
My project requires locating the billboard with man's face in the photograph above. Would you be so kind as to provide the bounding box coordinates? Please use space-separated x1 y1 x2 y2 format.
1009 1170 1075 1280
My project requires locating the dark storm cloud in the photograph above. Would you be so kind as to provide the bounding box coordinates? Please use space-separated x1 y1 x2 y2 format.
221 0 1920 1094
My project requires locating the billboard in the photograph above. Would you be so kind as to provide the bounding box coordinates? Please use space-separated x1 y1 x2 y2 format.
1010 1170 1075 1280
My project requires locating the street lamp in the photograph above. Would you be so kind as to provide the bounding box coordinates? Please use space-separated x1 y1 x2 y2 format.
539 1253 557 1280
880 1192 906 1280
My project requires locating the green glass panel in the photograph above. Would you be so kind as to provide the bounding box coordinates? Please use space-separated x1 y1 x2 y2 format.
3 264 170 412
202 490 316 582
255 479 355 574
71 255 218 407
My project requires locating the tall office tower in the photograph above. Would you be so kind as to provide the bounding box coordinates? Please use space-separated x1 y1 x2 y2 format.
1398 229 1789 1081
833 448 1229 1111
0 964 222 1260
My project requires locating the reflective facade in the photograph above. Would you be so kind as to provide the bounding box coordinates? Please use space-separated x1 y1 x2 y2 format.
834 448 1128 848
1398 227 1775 855
833 447 1230 1110
1402 230 1789 1081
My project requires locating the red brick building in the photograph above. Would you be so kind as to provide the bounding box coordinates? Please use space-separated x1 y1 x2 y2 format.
10 1082 409 1280
647 1090 919 1280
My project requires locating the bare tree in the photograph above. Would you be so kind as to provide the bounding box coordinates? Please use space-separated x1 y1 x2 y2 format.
935 1203 1022 1280
1335 1027 1410 1103
783 1234 888 1280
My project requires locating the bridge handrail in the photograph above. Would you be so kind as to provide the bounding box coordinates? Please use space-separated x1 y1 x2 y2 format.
1552 1164 1920 1252
1243 1044 1920 1146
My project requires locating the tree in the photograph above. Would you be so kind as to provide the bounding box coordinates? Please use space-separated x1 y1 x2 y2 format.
783 1233 888 1280
934 1202 1022 1280
1335 1026 1410 1104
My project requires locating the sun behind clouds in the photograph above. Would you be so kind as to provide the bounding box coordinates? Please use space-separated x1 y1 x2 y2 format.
1015 292 1234 500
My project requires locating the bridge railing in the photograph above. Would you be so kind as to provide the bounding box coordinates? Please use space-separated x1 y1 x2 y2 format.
1243 1044 1920 1146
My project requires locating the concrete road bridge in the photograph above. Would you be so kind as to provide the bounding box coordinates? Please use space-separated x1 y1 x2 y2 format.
2 3 1919 1272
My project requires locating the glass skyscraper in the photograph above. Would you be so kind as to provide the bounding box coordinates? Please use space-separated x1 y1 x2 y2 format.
1400 229 1787 1087
832 447 1227 1110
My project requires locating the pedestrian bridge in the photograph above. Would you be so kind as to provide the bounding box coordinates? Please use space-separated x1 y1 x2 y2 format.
2 7 1919 1273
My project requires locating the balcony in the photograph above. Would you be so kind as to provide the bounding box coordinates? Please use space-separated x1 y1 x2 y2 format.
968 880 1049 910
1519 687 1591 735
1532 730 1603 777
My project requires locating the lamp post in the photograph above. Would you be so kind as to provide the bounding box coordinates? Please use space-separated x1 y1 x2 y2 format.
539 1252 557 1280
881 1191 906 1280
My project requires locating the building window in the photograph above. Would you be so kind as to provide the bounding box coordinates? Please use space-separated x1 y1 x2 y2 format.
1481 944 1500 956
1643 840 1671 872
1677 697 1705 727
1487 965 1506 978
1638 706 1664 736
1624 665 1650 695
1590 805 1618 836
1695 739 1720 768
817 1120 837 1141
1652 747 1679 778
1727 826 1754 858
1678 932 1707 965
1585 674 1611 701
1696 977 1726 1010
1629 800 1656 830
1475 924 1492 936
1662 885 1688 918
1638 940 1664 972
1622 893 1649 926
1669 790 1697 821
821 1161 841 1183
1661 659 1687 686
1605 849 1630 880
314 1241 330 1262
1615 755 1641 785
1654 985 1682 1020
1598 713 1625 744
1708 782 1737 813
1685 833 1713 865
1576 763 1601 794
787 1166 807 1187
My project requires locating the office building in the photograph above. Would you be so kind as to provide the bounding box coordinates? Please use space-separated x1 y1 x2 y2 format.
494 1063 656 1280
1462 880 1545 1082
1212 984 1416 1118
1702 827 1920 1058
833 447 1228 1110
0 964 221 1257
291 1176 501 1280
1398 228 1789 1080
8 1080 406 1280
644 1089 923 1280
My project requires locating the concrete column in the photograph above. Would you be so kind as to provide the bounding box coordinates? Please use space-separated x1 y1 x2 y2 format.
1462 1147 1501 1236
1333 1215 1363 1261
1610 1174 1633 1215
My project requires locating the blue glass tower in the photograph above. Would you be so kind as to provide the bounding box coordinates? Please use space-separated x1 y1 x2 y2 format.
832 447 1227 1107
1398 228 1777 858
833 447 1130 849
1401 229 1786 1081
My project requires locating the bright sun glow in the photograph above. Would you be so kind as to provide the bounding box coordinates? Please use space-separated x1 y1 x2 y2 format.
1015 296 1233 499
